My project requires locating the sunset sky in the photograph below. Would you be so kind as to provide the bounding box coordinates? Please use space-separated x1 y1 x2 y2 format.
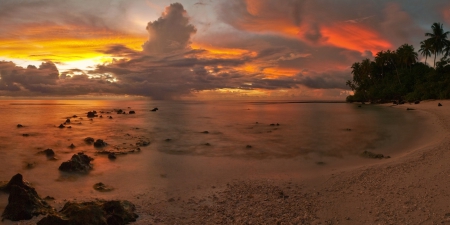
1 0 450 100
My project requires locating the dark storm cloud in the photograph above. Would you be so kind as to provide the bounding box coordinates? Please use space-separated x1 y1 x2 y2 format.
295 70 352 89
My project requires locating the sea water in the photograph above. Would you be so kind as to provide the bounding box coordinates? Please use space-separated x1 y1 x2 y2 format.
0 99 430 221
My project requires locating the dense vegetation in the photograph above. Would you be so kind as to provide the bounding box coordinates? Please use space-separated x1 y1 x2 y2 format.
346 22 450 103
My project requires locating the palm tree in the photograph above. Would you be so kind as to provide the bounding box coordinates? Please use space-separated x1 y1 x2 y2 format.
396 44 418 71
425 22 450 67
419 40 433 66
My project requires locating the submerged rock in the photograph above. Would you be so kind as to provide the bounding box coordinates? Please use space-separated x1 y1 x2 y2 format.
37 200 138 225
65 119 71 123
87 111 97 118
39 149 55 159
116 109 123 114
69 143 76 149
108 153 116 160
17 124 23 128
58 153 93 173
406 108 415 110
94 139 107 148
438 103 443 107
58 124 65 128
128 111 135 114
84 137 95 144
1 174 54 221
150 107 158 112
136 140 150 147
93 182 114 192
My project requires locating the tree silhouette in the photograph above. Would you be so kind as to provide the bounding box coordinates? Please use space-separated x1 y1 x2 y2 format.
425 22 450 67
419 40 433 65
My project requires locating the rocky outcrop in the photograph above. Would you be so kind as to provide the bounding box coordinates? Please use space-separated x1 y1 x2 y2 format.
1 174 54 221
84 137 95 144
128 111 135 114
37 200 138 225
58 153 93 173
94 139 107 148
361 151 390 159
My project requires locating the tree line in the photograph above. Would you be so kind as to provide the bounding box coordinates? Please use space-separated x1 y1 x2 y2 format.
346 22 450 103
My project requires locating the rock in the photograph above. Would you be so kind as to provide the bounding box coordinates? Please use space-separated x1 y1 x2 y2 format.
37 200 138 225
205 143 211 146
99 115 103 118
136 140 150 147
93 139 107 148
87 111 96 118
109 116 113 119
69 143 76 149
58 153 93 173
150 107 158 112
361 151 389 159
84 137 95 144
65 119 71 123
201 131 209 134
44 196 55 201
72 115 78 118
22 134 30 137
438 103 443 106
246 145 252 148
414 100 420 104
406 108 415 110
39 149 55 158
358 105 361 108
165 139 172 142
17 124 23 128
1 174 54 221
116 109 123 114
58 124 65 128
392 101 398 105
129 111 135 114
93 182 114 192
108 153 116 160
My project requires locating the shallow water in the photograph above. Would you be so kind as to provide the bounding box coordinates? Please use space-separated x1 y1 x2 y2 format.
0 100 430 223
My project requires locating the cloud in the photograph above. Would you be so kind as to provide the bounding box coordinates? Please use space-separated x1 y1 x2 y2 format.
295 70 352 89
143 3 197 55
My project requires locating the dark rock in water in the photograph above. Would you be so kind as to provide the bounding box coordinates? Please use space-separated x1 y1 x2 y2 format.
94 139 107 148
69 143 76 149
438 103 443 106
201 131 209 134
1 174 54 221
136 140 150 147
58 153 93 173
44 196 55 201
37 200 138 225
150 107 158 112
17 124 23 128
276 123 280 126
84 137 95 144
39 149 55 158
414 100 420 104
99 115 103 118
93 182 114 192
109 116 113 119
72 115 78 118
87 111 96 118
270 124 275 126
406 108 415 110
204 143 211 146
58 124 65 128
129 111 135 114
108 153 116 160
165 139 172 142
65 119 71 123
361 151 390 159
116 109 123 114
67 126 72 129
246 145 252 148
358 105 362 108
22 134 30 137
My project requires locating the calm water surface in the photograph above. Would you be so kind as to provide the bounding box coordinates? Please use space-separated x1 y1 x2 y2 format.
0 100 428 221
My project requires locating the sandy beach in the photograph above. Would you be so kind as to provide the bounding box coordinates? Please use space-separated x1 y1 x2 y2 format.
129 100 450 224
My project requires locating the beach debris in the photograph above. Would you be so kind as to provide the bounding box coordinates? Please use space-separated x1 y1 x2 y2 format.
93 139 107 148
84 137 95 144
37 200 138 225
361 151 390 159
58 124 65 128
1 174 54 221
406 108 415 110
129 111 136 114
438 103 443 106
93 182 114 192
58 153 93 173
17 124 23 128
151 107 158 111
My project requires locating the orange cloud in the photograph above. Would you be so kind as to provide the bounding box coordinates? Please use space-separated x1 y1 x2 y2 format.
0 23 146 63
321 23 392 54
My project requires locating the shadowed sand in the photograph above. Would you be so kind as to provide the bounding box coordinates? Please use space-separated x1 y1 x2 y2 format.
1 100 449 224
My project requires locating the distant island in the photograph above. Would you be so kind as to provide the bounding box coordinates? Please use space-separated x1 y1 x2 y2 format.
346 22 450 103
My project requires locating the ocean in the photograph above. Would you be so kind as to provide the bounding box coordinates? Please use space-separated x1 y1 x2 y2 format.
0 99 429 220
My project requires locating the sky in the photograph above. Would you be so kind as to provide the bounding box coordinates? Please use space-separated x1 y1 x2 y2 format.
1 0 450 100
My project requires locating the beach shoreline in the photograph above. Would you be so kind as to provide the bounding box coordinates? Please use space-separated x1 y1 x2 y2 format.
1 100 449 224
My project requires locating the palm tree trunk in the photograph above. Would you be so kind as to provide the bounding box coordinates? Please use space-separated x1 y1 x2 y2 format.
434 53 437 68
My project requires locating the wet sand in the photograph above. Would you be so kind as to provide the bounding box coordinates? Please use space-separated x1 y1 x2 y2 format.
1 100 449 224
